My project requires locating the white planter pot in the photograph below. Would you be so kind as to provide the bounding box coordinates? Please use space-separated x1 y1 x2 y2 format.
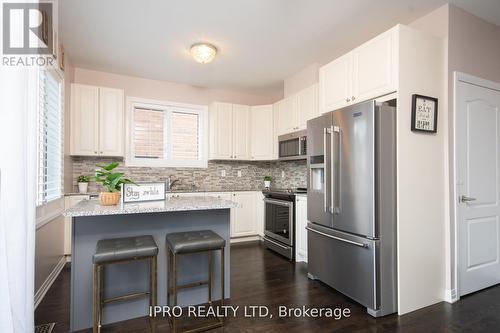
264 180 271 189
78 182 88 194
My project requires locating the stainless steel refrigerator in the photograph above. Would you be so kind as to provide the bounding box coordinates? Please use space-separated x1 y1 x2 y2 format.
306 100 397 317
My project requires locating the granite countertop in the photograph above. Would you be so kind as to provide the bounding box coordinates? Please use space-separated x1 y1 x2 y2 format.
65 188 262 197
63 196 238 217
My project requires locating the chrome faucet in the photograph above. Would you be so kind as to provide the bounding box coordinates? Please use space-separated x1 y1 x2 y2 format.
166 177 180 191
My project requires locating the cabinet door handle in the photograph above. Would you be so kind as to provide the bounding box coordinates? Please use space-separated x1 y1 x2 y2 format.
94 151 98 154
346 98 351 102
352 96 356 101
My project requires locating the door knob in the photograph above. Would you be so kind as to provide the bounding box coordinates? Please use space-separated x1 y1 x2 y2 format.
460 195 477 203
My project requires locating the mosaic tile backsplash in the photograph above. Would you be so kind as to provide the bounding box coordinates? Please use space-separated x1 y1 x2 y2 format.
71 157 307 193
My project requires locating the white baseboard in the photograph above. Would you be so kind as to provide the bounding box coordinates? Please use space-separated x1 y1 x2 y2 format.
230 235 262 244
34 255 67 309
444 288 458 303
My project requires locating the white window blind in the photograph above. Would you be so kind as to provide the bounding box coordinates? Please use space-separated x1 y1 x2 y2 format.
133 108 164 159
171 111 199 160
127 99 207 168
37 70 63 206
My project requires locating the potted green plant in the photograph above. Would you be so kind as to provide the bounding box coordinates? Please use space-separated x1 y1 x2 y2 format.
94 162 136 206
264 176 272 189
77 175 90 194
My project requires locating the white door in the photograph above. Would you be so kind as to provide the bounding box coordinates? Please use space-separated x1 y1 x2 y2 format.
232 104 250 159
297 84 319 130
352 28 396 103
457 78 500 296
70 84 99 156
231 192 257 237
213 103 233 159
250 105 273 160
319 53 352 113
99 87 124 156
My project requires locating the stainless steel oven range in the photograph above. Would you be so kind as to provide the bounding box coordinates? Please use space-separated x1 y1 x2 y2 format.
262 188 306 260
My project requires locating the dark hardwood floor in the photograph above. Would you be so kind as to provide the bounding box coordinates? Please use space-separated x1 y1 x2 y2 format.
36 242 500 333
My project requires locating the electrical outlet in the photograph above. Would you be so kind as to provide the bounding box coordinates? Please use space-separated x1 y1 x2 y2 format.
221 170 226 177
281 170 285 178
237 170 242 177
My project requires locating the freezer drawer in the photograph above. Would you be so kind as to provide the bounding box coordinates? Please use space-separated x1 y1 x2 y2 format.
307 223 378 310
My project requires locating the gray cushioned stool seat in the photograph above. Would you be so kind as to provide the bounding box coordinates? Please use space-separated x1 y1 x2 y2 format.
166 230 225 254
93 235 158 264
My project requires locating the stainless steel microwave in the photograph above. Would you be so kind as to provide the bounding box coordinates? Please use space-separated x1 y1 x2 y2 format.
278 129 307 160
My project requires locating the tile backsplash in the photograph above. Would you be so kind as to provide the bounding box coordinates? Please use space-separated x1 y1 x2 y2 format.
71 157 307 193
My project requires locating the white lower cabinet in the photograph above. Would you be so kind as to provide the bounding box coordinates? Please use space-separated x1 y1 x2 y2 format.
295 195 308 263
230 192 257 238
169 191 264 240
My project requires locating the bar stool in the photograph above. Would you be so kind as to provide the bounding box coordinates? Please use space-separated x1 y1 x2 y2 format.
92 235 158 333
165 230 226 333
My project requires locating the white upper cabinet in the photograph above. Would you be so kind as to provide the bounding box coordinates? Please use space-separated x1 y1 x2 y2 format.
319 53 353 113
297 83 319 129
276 96 297 135
275 83 319 135
352 28 397 103
98 87 124 156
232 104 250 159
319 27 398 113
209 102 233 159
71 84 99 156
209 102 251 160
250 105 274 160
71 84 124 156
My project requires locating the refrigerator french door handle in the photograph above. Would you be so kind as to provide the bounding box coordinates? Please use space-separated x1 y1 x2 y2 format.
331 126 341 214
306 227 368 248
323 127 329 213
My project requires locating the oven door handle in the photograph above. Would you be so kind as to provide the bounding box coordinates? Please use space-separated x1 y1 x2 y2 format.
265 237 291 250
263 198 293 207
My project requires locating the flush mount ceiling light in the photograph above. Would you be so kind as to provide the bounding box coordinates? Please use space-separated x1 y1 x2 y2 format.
190 43 217 64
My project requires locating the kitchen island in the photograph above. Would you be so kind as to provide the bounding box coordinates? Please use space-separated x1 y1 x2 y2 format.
63 196 237 332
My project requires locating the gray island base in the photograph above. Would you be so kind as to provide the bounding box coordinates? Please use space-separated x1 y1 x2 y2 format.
64 197 237 332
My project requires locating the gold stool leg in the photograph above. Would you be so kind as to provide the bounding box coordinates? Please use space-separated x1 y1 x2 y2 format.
149 256 157 332
99 264 104 333
172 253 178 333
93 264 99 333
220 247 225 325
208 251 213 305
166 249 170 308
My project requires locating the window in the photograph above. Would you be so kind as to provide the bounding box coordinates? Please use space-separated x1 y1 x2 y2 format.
36 70 63 206
126 98 208 168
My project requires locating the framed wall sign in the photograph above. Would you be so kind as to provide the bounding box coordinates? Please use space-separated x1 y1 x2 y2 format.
122 182 166 203
411 94 438 133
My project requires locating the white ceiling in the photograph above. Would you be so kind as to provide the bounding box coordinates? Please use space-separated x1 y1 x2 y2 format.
59 0 498 97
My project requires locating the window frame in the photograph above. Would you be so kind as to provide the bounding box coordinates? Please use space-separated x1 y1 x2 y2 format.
36 68 64 207
125 97 208 168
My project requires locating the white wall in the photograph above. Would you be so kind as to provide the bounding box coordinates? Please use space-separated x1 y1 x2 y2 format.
283 63 319 98
396 25 446 314
73 68 282 106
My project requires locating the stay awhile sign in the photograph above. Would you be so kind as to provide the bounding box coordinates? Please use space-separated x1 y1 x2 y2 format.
122 182 166 203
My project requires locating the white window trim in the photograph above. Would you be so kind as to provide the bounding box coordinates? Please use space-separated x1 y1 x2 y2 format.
125 96 208 168
35 67 65 226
